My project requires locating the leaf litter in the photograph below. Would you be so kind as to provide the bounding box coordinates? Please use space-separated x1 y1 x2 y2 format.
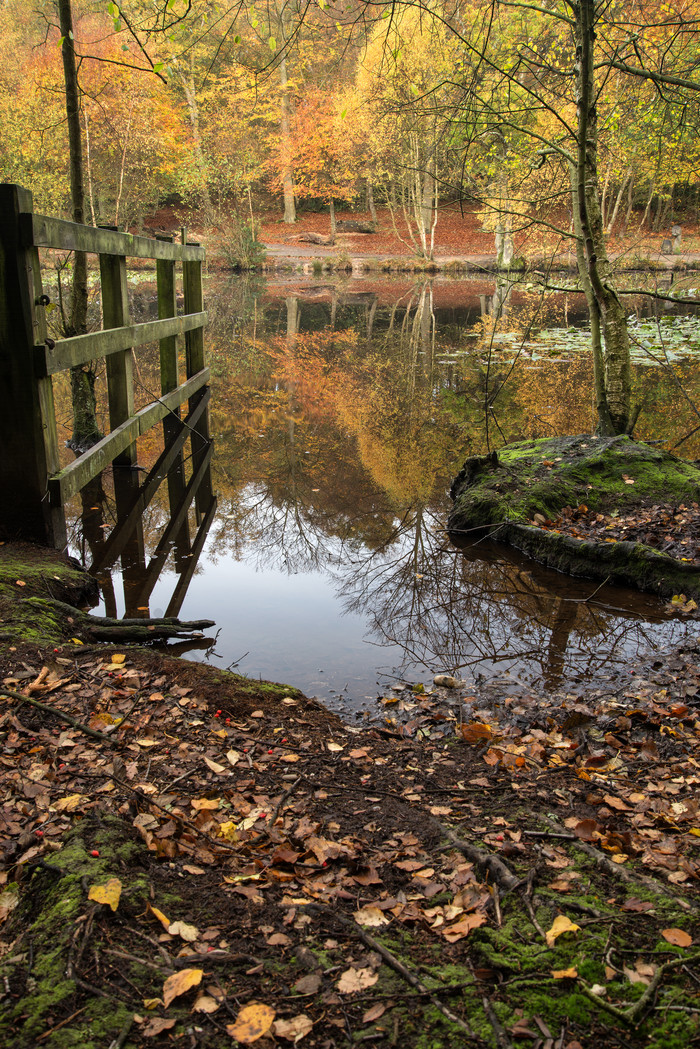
0 626 698 1048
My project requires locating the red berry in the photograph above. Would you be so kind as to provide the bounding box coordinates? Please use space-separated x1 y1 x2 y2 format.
35 830 44 837
90 849 99 857
268 749 273 754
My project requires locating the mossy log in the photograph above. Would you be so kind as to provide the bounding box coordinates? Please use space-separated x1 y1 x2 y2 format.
23 596 214 641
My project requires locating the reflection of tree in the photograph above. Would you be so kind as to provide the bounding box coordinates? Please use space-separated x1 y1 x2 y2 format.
337 509 695 688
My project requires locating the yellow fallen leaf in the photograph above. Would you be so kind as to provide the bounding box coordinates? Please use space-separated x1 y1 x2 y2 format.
143 997 163 1010
51 793 87 812
552 967 578 979
217 820 239 842
226 1002 276 1043
327 742 344 752
226 749 241 766
162 968 203 1008
147 903 171 931
110 653 126 664
546 915 581 947
88 877 122 912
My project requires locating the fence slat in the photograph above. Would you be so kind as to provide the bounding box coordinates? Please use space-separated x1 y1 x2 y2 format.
48 368 210 503
34 312 207 376
26 213 205 260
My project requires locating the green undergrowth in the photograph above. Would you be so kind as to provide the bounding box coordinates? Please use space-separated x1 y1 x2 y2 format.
0 544 97 645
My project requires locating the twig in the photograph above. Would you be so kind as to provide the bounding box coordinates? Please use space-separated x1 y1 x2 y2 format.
580 952 700 1026
36 1007 87 1043
0 687 112 743
430 820 521 893
108 1016 134 1049
482 996 514 1049
267 776 302 831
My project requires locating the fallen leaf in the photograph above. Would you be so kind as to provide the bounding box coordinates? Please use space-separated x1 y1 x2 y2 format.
441 912 487 942
460 722 493 743
545 915 581 947
147 903 171 930
292 973 321 995
162 968 203 1008
662 928 693 947
192 994 221 1013
353 905 390 927
337 967 379 993
551 967 578 979
168 920 199 942
362 1002 387 1023
204 757 227 774
141 1017 176 1036
88 877 122 912
226 1002 276 1043
273 1014 314 1041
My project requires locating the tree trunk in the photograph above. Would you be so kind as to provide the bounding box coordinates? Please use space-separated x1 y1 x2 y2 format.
279 56 296 224
58 0 102 451
574 0 631 435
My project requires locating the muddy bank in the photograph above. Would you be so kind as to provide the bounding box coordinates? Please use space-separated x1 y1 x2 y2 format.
448 435 700 600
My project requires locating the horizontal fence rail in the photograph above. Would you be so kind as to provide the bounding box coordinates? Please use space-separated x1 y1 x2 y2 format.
0 182 214 550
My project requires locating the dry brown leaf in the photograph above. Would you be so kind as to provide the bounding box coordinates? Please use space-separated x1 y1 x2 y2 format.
192 994 221 1014
292 973 322 995
662 928 693 947
362 1002 387 1023
353 905 390 928
141 1017 177 1037
168 920 199 942
441 912 487 943
204 757 227 774
337 967 379 993
272 1015 314 1041
162 968 203 1008
226 1002 276 1043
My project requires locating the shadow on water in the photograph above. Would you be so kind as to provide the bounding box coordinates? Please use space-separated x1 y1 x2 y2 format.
67 272 700 712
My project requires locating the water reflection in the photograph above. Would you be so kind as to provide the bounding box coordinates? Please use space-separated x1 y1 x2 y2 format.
69 273 700 710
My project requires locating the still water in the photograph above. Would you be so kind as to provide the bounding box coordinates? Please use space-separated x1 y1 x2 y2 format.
67 273 700 714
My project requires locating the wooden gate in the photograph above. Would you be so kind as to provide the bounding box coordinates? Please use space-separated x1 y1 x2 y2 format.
0 183 213 551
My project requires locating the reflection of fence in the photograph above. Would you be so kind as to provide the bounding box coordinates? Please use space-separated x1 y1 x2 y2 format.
0 183 214 554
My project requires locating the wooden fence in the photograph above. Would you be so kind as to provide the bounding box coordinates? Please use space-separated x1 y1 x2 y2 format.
0 183 214 552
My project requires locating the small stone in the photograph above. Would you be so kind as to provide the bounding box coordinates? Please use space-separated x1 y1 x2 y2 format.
433 674 463 689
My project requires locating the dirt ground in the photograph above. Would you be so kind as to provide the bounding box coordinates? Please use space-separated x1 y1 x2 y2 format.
145 201 700 268
0 543 698 1048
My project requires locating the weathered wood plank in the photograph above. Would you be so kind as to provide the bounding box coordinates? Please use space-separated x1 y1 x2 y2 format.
26 213 205 261
47 368 210 503
0 184 66 546
34 312 207 376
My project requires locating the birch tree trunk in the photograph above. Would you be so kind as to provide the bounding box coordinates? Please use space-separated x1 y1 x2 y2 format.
574 0 631 435
279 56 296 224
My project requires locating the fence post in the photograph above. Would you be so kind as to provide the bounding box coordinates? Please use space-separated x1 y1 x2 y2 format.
157 236 190 557
182 232 213 521
0 184 66 546
99 236 146 606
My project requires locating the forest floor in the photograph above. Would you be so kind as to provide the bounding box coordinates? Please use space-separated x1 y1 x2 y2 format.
0 542 699 1049
146 202 700 272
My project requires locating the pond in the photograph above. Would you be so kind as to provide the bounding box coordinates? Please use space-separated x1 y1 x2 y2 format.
65 272 700 716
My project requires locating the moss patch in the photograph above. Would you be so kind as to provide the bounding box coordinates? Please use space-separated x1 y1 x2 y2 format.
448 435 700 599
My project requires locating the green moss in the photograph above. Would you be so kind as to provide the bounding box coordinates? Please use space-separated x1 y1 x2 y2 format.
449 435 700 599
